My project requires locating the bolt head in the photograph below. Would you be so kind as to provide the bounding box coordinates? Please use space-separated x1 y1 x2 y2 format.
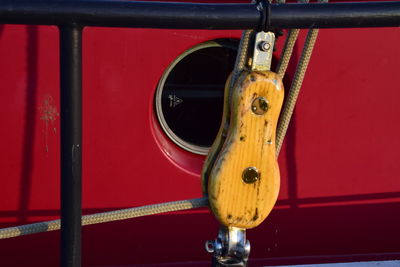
251 97 269 115
259 41 271 52
242 167 260 184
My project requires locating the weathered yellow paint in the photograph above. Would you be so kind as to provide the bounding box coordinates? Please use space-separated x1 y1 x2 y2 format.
201 73 232 195
205 71 284 229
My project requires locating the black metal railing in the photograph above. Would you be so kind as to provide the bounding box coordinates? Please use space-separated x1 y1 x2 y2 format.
0 1 400 28
0 1 399 267
59 26 83 267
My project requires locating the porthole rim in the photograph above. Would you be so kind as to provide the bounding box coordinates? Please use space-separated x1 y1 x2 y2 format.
155 39 238 155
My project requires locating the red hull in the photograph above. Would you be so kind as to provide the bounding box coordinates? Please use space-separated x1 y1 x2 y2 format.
1 7 400 267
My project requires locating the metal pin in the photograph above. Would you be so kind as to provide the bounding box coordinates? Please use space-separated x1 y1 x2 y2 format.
242 167 260 184
251 97 269 115
259 41 271 52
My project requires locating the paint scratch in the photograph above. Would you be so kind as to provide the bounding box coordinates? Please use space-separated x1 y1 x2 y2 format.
39 95 59 152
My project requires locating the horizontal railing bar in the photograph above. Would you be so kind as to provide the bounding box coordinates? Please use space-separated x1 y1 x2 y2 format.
272 1 400 29
0 1 257 29
0 1 399 29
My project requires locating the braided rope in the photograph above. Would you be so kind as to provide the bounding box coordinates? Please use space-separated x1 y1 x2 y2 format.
275 29 300 78
275 0 311 79
0 197 208 239
274 0 300 79
231 30 253 87
276 28 320 154
276 0 328 154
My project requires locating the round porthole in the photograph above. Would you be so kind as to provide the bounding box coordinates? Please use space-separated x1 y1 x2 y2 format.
155 39 238 155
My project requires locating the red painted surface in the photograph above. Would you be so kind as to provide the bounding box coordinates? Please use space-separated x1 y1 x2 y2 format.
1 6 400 267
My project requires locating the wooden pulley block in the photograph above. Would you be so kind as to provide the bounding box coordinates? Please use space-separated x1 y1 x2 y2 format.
202 70 284 229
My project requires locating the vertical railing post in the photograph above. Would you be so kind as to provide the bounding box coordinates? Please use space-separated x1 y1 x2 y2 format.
59 25 83 267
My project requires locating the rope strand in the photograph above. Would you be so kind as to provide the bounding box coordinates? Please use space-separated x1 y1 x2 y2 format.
276 28 320 154
276 0 327 154
0 197 208 239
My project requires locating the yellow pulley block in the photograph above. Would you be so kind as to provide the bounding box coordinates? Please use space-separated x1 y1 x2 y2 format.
207 70 283 229
203 31 283 266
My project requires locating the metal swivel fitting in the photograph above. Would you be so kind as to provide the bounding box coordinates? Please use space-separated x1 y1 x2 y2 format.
205 227 251 267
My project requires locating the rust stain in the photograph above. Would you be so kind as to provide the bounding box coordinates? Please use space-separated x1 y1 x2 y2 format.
39 95 59 152
252 208 259 221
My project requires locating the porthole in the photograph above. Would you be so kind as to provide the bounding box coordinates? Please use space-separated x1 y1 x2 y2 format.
155 39 238 155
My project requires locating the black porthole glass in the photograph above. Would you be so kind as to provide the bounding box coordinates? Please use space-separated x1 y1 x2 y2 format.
155 39 238 155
